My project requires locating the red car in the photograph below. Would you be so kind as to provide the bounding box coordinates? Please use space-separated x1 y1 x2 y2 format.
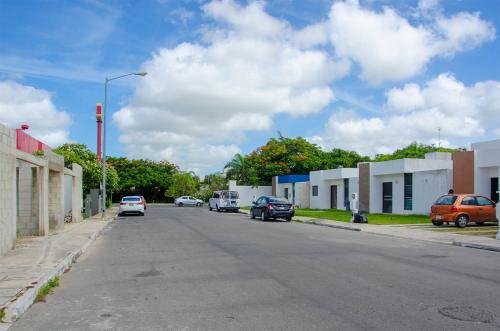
430 194 497 228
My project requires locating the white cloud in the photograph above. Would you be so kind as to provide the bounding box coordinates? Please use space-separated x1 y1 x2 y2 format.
385 83 425 113
327 0 495 84
114 0 350 175
114 0 495 173
0 81 71 147
418 0 439 12
312 74 500 156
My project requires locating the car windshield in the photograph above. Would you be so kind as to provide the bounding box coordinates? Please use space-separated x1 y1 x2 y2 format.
222 191 239 199
122 197 141 202
434 195 457 205
269 197 289 203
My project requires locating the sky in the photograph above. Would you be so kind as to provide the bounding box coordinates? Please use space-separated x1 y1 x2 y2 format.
0 0 499 175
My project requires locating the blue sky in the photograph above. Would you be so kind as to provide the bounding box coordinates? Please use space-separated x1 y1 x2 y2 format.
0 0 499 175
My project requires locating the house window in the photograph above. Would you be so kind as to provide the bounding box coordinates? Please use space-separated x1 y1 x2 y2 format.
312 185 318 196
404 173 413 210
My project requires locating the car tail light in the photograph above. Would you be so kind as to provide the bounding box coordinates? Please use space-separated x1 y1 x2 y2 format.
451 205 458 212
120 202 126 205
137 202 144 205
266 204 273 210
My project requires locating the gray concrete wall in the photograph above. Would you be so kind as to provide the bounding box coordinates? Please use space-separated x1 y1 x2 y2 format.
17 166 39 236
0 124 17 255
48 170 65 230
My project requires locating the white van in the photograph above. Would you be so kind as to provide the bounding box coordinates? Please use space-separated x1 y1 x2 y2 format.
209 191 240 212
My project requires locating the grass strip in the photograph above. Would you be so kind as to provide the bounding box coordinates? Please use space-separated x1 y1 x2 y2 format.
35 276 60 303
294 208 430 225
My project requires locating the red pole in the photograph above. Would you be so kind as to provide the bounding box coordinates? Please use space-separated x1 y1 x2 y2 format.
96 103 102 161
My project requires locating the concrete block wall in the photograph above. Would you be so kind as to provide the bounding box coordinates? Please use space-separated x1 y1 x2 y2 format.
0 124 17 256
48 170 64 230
71 163 83 222
17 166 39 236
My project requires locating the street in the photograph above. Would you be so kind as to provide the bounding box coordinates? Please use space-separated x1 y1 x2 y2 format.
10 205 500 330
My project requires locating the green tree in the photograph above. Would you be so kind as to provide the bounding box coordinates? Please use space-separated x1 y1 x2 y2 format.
165 172 200 198
224 154 251 184
374 142 460 162
321 148 370 169
53 143 118 195
107 157 178 202
197 173 229 201
246 136 324 184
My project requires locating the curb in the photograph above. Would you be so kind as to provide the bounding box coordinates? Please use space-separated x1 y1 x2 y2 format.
1 216 116 325
293 219 361 232
452 241 500 253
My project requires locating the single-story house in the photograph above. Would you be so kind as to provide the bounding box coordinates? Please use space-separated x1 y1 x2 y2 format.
309 168 358 210
358 152 452 215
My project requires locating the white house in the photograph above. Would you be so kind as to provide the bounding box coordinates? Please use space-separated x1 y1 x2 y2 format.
309 168 358 210
359 152 452 215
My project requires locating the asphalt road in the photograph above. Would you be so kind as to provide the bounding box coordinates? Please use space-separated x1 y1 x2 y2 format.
10 205 500 330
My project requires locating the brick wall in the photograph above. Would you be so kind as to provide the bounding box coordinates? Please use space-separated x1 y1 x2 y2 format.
0 124 17 255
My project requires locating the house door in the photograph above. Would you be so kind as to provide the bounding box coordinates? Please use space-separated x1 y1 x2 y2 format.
491 177 499 203
382 182 393 213
330 185 337 209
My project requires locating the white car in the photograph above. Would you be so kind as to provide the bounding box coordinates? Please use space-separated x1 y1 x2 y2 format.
119 196 145 216
209 190 240 212
175 196 204 207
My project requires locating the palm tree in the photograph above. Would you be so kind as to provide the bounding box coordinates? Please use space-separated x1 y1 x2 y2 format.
224 153 248 184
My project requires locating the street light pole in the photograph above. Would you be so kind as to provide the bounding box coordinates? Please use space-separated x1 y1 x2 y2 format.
101 72 147 217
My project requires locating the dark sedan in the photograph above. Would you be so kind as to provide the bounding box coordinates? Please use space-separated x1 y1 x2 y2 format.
250 196 294 221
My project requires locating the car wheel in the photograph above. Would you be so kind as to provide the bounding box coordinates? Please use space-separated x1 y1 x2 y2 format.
261 210 267 221
196 202 201 207
432 220 443 226
286 217 292 222
216 205 220 212
178 202 183 207
209 205 212 211
455 215 469 228
140 212 145 216
250 209 255 219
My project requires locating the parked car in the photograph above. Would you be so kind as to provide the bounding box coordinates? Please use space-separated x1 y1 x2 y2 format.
119 196 145 216
250 196 294 222
175 196 203 207
430 194 497 228
140 196 147 210
209 190 240 212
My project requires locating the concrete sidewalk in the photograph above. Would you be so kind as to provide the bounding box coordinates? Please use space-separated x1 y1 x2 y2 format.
240 209 500 252
0 208 117 327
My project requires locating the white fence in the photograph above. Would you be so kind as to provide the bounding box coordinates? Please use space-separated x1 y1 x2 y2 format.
228 180 272 207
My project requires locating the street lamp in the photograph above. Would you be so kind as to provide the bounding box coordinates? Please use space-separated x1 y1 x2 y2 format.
102 72 147 216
